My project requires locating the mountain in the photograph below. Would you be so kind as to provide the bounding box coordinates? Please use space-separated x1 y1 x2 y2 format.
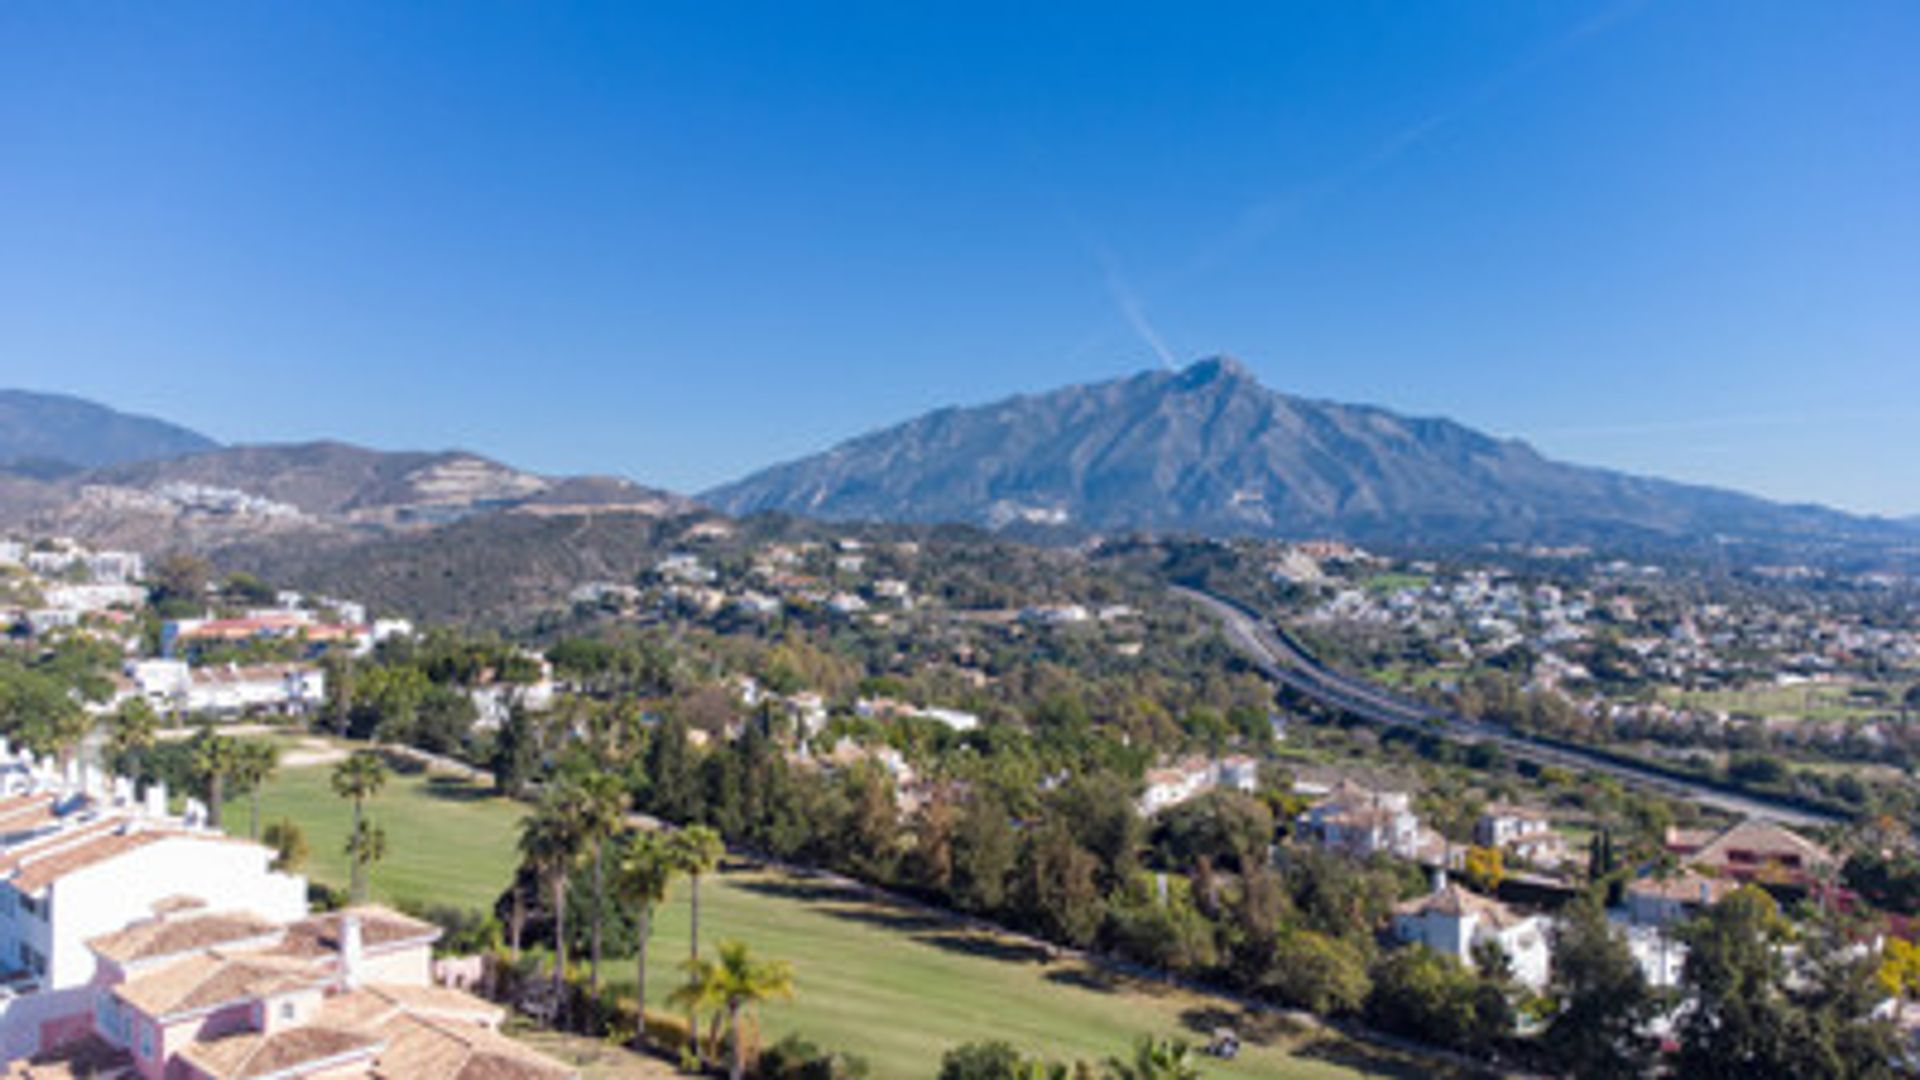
0 439 694 556
0 389 218 471
706 357 1905 549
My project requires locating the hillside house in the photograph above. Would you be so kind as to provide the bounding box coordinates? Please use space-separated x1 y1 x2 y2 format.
1392 878 1552 989
1669 819 1836 887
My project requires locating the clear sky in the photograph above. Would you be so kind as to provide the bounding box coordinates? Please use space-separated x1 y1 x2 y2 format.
2 3 1914 513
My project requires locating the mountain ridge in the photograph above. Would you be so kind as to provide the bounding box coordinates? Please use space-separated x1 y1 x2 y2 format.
0 389 218 471
705 357 1909 549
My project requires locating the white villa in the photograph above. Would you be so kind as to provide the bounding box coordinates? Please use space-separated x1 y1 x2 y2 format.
1392 878 1553 989
1296 780 1442 861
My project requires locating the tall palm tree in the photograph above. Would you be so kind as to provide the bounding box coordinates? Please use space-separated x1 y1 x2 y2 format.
611 829 677 1048
330 751 388 902
232 739 280 839
667 824 725 1050
519 784 588 1024
667 939 794 1080
669 825 726 962
344 817 387 895
1105 1036 1203 1080
576 772 628 999
189 727 238 829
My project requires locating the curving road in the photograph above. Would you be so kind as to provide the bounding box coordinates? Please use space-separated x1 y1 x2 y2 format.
1176 586 1843 828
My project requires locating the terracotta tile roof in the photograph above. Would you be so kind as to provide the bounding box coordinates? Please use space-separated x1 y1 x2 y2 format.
1685 819 1835 872
0 817 125 875
179 1025 381 1080
114 952 324 1018
1395 883 1528 930
371 1010 573 1080
272 907 441 960
9 831 167 892
89 911 284 966
1628 871 1738 905
309 986 564 1080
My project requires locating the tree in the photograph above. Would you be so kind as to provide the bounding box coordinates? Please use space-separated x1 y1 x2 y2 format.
231 739 280 840
1673 886 1796 1079
331 751 388 903
1104 1036 1202 1080
645 712 700 822
938 1041 1075 1080
490 704 542 797
667 939 795 1080
344 818 387 898
151 551 211 616
952 792 1018 914
107 697 159 778
1262 929 1371 1015
189 727 239 829
667 824 726 1050
1461 845 1505 893
1546 898 1658 1078
612 830 678 1048
574 771 627 1000
1365 946 1502 1052
262 817 309 872
1879 936 1920 1025
1016 819 1104 948
520 785 588 1021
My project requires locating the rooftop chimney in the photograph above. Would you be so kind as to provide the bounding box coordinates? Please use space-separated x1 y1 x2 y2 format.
340 914 364 990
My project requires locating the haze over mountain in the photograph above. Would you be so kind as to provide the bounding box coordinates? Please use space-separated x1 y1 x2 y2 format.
707 358 1908 549
0 389 218 473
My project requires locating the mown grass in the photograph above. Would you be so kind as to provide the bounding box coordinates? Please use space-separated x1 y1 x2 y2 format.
226 738 1442 1080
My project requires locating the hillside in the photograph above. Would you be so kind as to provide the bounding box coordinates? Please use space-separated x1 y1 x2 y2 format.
0 437 697 589
707 357 1906 549
0 389 217 470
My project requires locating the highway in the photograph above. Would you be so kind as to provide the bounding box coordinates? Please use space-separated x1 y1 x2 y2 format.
1175 586 1844 828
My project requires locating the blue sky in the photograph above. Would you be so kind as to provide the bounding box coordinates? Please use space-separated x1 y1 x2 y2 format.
1 2 1914 513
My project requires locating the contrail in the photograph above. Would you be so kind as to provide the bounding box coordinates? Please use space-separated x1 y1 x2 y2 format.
1178 0 1654 284
1099 252 1179 369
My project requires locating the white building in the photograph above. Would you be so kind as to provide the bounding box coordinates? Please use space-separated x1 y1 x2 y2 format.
1473 804 1552 849
1296 780 1433 860
1392 879 1552 989
1138 756 1261 816
0 744 308 1060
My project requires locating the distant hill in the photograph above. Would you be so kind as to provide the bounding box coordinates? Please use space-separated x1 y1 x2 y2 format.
0 389 218 471
0 438 694 558
707 357 1906 550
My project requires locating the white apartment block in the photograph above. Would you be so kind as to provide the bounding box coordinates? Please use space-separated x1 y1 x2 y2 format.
0 742 306 1060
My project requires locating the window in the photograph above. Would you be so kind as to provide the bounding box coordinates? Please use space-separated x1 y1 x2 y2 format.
138 1024 153 1059
280 1001 295 1021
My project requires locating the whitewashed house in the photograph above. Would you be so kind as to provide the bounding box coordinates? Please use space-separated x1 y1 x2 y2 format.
1392 878 1552 989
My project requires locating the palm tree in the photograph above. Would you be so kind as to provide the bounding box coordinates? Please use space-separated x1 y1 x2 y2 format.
667 939 794 1080
189 727 238 829
107 698 158 777
1105 1037 1203 1080
669 825 726 962
575 772 628 999
330 751 388 902
612 829 677 1048
232 740 280 840
519 784 588 1024
667 824 725 1050
344 817 387 895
